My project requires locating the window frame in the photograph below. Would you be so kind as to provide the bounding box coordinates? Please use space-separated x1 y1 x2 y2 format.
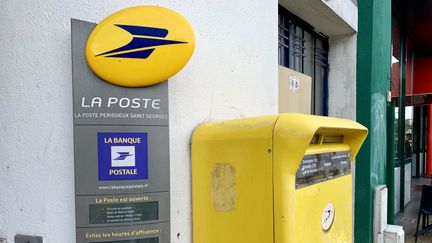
278 5 330 115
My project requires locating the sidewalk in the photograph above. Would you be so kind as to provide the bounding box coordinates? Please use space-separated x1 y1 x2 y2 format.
396 177 432 243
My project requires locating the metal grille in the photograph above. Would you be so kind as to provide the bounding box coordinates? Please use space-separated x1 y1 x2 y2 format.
278 6 329 115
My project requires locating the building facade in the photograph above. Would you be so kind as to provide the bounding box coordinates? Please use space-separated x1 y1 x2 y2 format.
0 0 386 242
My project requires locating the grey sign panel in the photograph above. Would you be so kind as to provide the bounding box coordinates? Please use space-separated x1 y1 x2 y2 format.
76 222 169 243
72 19 170 243
72 19 169 126
295 151 351 189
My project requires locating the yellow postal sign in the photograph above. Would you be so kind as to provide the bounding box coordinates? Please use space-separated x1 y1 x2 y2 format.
86 6 195 87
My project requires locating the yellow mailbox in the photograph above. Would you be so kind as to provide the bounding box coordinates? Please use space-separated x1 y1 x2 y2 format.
191 113 368 243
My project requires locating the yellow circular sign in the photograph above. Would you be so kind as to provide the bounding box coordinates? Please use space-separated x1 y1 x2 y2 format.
86 6 195 87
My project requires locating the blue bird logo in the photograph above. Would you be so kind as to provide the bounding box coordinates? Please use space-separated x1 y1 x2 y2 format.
96 24 187 59
113 152 134 160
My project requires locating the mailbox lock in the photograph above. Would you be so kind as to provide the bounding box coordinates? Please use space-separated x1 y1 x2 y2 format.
321 202 335 231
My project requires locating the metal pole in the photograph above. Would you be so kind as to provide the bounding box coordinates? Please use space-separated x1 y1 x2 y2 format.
398 29 406 212
387 102 395 223
426 105 432 175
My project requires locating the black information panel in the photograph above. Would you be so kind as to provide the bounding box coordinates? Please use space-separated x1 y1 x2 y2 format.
90 202 158 224
95 237 159 243
295 151 351 189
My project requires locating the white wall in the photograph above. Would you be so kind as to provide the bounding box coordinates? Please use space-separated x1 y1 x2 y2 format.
328 34 357 120
320 0 358 32
279 0 357 36
394 164 412 215
0 1 278 242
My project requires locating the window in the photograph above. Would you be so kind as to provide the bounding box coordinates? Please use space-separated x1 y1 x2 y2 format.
278 6 329 115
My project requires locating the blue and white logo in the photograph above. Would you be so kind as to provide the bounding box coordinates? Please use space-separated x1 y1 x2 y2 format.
97 132 148 181
111 146 135 167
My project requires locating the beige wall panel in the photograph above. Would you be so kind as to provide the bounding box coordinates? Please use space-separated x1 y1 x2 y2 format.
278 65 312 114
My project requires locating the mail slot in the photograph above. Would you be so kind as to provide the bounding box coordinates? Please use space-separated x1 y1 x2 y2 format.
191 113 367 243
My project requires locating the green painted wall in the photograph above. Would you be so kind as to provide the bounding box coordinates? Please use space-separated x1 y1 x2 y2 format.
355 0 391 242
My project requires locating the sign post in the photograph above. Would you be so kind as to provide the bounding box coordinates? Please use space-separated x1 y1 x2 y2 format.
72 7 194 242
72 19 170 243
